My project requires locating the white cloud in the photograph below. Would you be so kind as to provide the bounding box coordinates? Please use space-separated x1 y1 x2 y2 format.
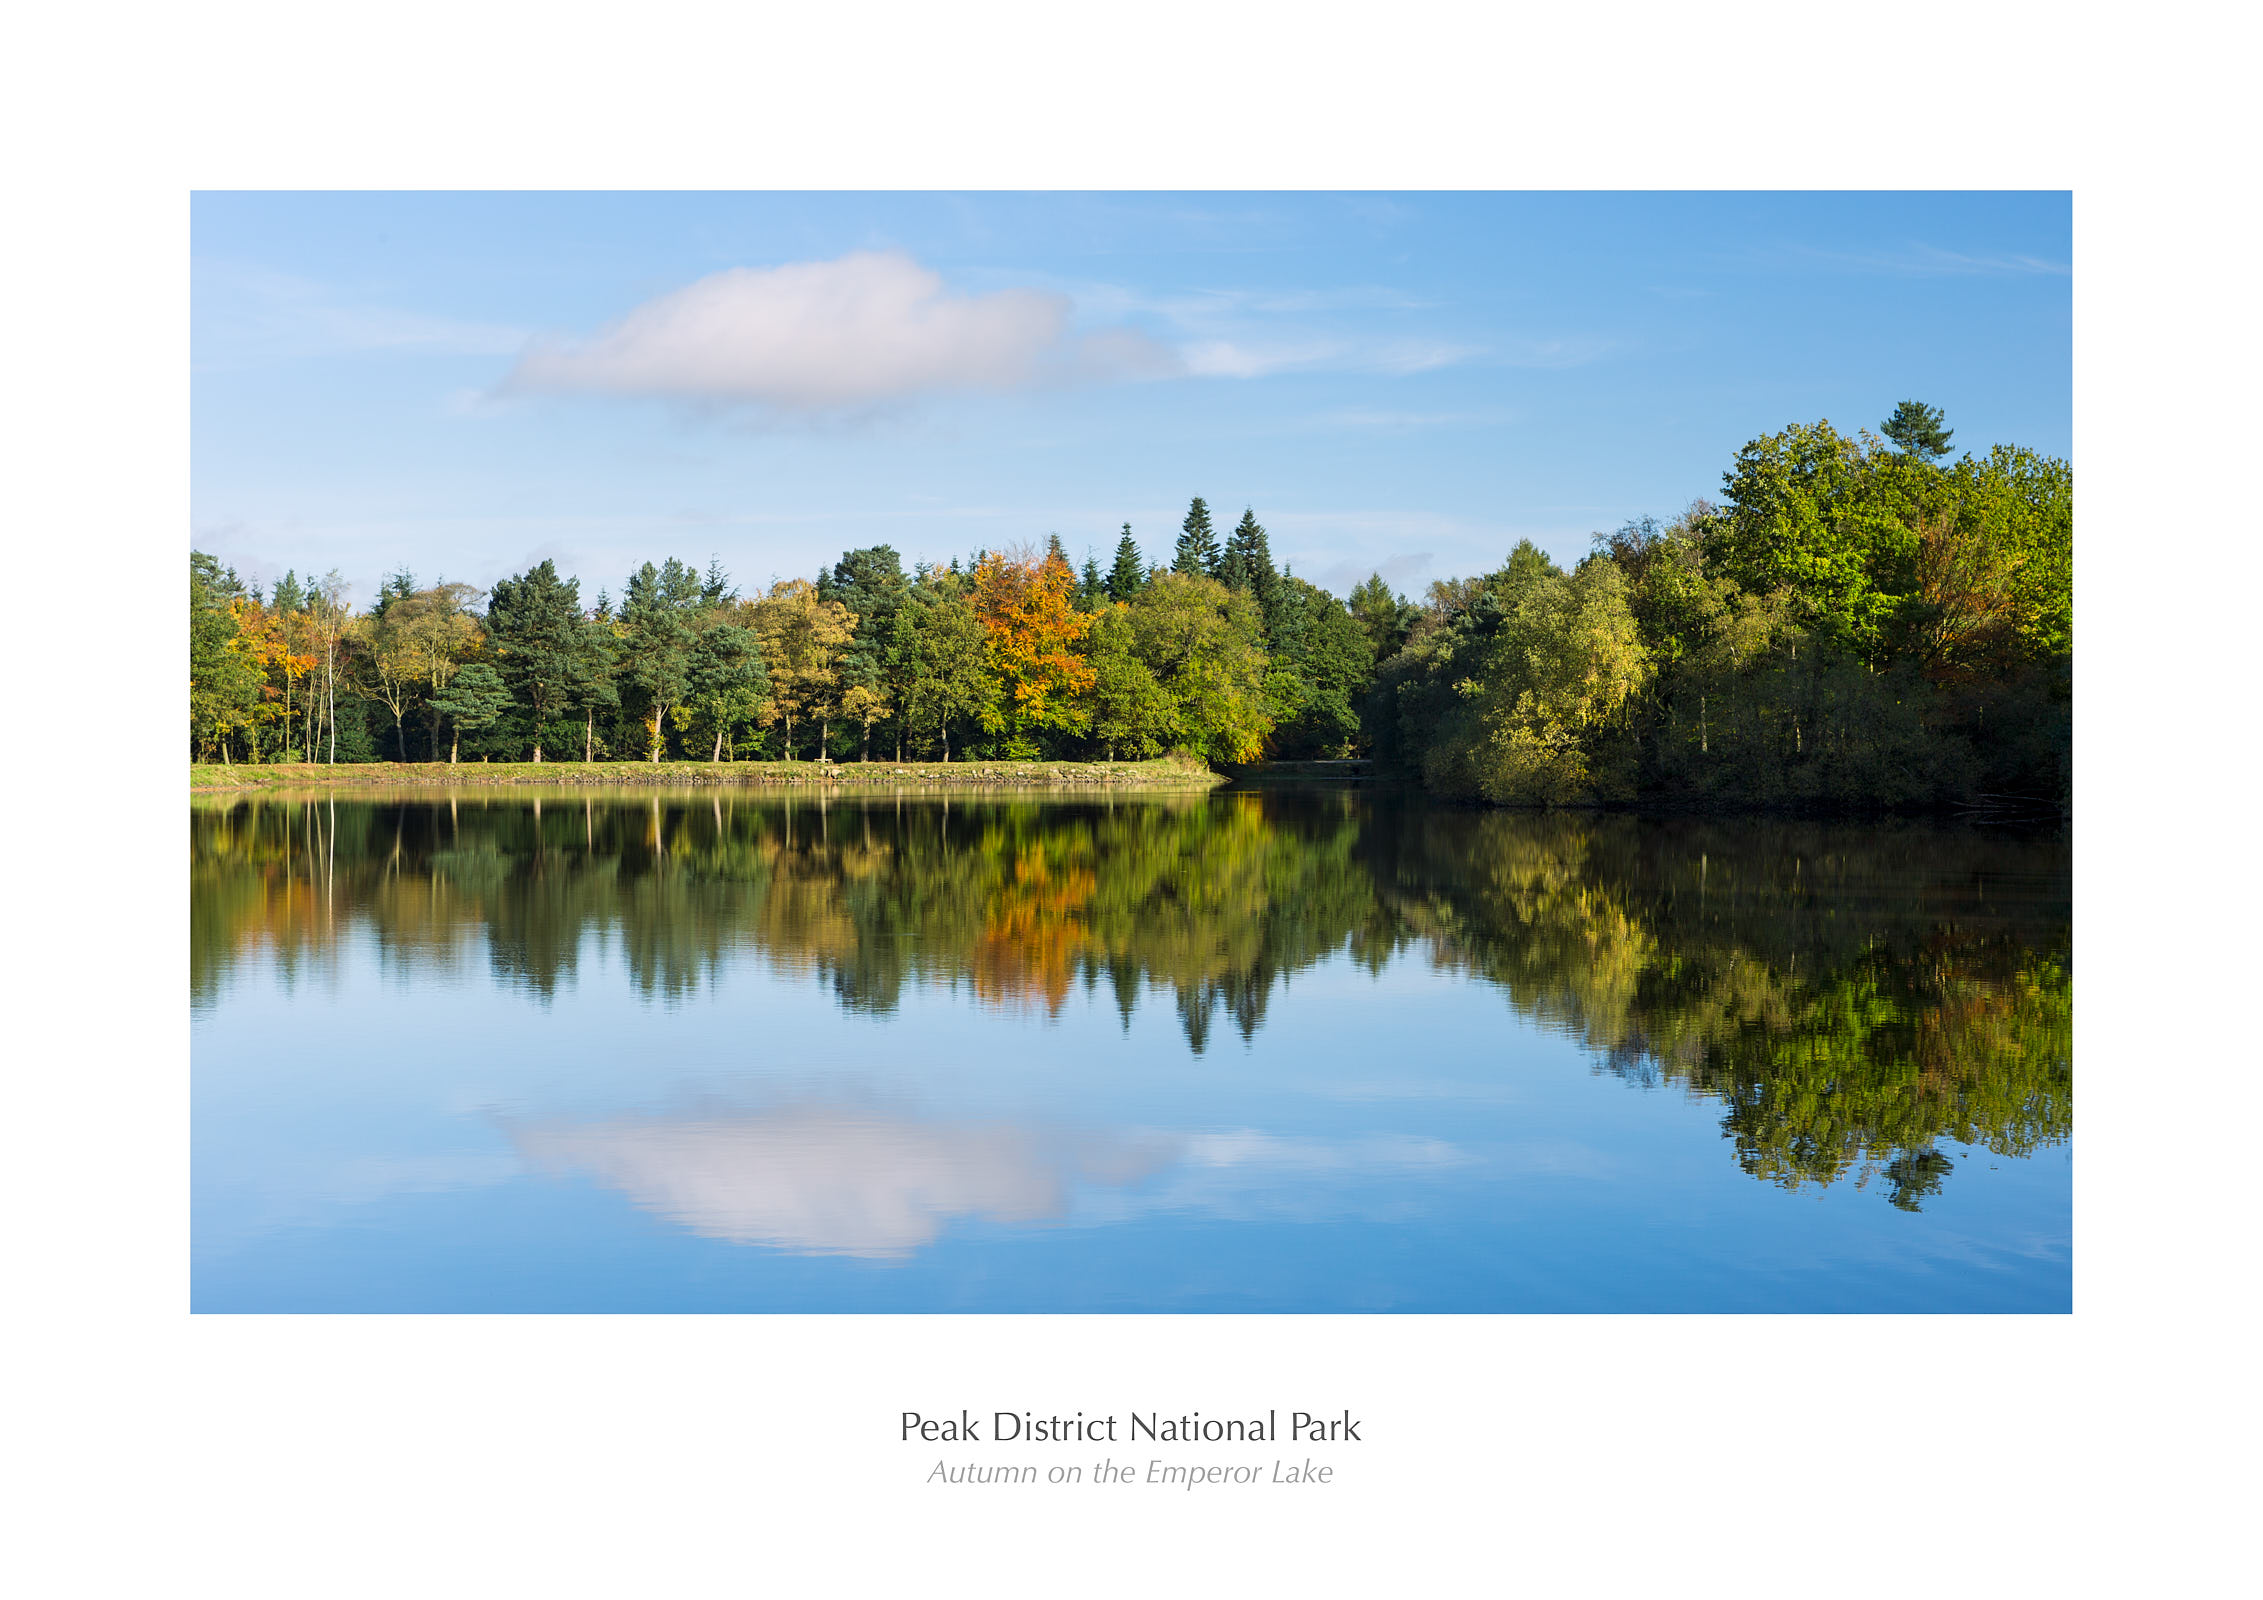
506 251 1175 411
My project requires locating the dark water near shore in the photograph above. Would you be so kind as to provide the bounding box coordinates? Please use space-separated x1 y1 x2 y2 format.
190 784 2070 1312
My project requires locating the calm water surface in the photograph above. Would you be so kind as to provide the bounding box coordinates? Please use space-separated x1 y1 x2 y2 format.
191 784 2070 1312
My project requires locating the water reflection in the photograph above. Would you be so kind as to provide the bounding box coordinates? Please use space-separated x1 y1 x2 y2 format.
508 1107 1176 1258
191 788 2069 1214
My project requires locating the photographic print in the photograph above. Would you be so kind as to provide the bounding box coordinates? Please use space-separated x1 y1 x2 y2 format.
189 192 2071 1313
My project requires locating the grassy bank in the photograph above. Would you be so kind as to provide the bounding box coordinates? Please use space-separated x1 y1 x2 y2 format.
188 754 1226 793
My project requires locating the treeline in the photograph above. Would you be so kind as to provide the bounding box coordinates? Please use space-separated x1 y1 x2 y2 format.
188 500 1371 770
191 790 2070 1209
1360 404 2072 811
189 403 2072 811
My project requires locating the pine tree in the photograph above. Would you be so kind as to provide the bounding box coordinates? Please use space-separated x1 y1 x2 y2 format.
1882 400 1954 461
485 558 586 762
371 566 417 620
701 556 736 605
619 558 702 760
1107 524 1147 602
1219 508 1280 626
430 663 512 764
1173 497 1221 577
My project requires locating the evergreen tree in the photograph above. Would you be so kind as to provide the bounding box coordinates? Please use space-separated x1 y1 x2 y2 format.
619 558 702 760
681 619 769 761
1173 497 1222 577
1219 508 1281 631
571 612 620 761
1882 400 1954 461
822 545 909 756
485 558 586 762
1077 554 1106 612
371 566 417 620
1107 524 1147 602
430 662 512 763
701 556 737 605
1347 574 1417 665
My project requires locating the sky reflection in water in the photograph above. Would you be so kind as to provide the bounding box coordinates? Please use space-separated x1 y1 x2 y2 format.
190 785 2070 1311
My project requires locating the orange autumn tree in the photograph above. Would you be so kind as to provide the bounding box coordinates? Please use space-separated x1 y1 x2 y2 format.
971 544 1094 754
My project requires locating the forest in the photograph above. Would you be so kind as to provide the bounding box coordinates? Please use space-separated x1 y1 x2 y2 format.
189 404 2071 812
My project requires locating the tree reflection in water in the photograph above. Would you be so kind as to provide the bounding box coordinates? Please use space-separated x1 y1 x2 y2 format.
191 786 2069 1210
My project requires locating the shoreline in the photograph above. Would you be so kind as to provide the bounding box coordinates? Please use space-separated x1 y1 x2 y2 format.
189 756 1227 793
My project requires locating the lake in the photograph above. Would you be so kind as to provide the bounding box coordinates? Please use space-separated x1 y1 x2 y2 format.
190 783 2071 1312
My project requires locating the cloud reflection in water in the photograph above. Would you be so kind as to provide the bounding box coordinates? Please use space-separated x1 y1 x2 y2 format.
507 1108 1479 1260
509 1106 1177 1259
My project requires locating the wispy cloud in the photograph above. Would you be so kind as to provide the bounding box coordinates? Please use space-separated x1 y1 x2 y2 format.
1293 406 1520 434
1759 241 2071 278
504 251 1176 413
194 262 528 364
1032 274 1490 380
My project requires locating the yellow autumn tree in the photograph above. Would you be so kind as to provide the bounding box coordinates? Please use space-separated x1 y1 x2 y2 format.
746 578 857 759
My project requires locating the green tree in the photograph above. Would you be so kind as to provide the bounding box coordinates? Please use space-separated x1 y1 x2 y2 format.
1713 419 1942 662
1882 399 1954 461
1346 574 1417 666
899 575 995 760
1120 571 1272 763
1172 497 1222 578
1107 524 1148 602
485 558 588 762
1419 544 1653 805
189 552 260 761
570 612 620 762
1083 604 1177 761
1217 508 1281 630
430 662 513 763
677 618 769 761
822 545 912 758
619 558 702 760
1263 575 1372 758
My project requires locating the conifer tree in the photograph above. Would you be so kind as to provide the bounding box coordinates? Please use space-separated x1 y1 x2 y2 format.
485 558 586 762
1107 524 1147 601
431 663 512 764
1219 508 1281 631
1173 497 1221 577
1882 400 1954 461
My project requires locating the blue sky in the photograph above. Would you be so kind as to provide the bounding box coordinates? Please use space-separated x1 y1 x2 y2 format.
191 191 2070 604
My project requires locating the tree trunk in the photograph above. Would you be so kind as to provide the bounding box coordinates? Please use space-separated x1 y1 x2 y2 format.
450 732 459 764
585 708 594 763
533 743 543 763
711 727 724 763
